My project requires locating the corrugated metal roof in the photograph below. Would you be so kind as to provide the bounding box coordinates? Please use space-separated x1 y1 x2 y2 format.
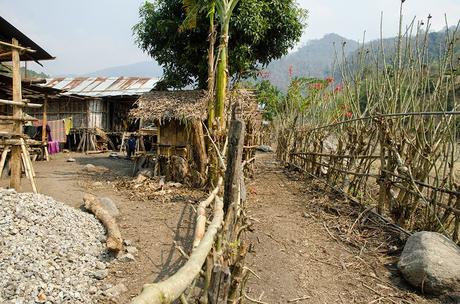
0 16 55 62
42 77 159 97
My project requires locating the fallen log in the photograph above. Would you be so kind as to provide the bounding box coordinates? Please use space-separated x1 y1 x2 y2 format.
83 194 123 253
131 196 224 304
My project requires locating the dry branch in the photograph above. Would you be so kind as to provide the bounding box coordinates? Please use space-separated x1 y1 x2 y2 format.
131 197 224 304
193 176 223 249
83 194 123 253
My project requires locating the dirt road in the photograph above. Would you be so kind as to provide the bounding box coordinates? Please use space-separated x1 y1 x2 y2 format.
244 154 440 304
0 152 446 303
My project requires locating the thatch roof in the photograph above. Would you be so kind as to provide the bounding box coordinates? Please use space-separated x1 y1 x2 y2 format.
130 88 260 123
130 90 208 122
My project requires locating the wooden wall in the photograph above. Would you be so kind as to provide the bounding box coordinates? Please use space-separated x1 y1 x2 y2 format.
26 97 108 129
159 119 188 147
107 100 135 132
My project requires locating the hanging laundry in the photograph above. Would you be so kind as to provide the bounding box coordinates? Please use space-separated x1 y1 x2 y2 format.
47 120 66 143
64 117 73 135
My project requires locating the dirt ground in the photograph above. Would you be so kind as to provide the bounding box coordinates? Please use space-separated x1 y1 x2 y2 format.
244 154 445 304
0 152 452 303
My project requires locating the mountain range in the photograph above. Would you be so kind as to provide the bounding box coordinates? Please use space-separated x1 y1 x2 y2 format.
35 29 457 90
264 33 360 91
75 33 358 89
84 61 163 78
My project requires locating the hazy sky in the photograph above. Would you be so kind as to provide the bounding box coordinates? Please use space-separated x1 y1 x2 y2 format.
1 0 459 76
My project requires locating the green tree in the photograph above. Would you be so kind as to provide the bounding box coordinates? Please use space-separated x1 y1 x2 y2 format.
133 0 307 90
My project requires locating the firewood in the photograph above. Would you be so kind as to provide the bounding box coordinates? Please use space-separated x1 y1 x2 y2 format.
83 194 123 253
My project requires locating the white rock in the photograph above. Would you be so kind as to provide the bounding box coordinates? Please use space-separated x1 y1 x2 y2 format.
118 253 135 262
126 246 138 255
398 231 460 295
105 283 127 298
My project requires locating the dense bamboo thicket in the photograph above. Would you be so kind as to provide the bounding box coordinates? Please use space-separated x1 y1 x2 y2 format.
274 11 460 241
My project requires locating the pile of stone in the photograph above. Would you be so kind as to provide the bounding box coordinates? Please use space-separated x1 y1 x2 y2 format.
0 189 109 303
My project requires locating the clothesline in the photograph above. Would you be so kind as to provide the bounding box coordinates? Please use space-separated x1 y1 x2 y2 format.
32 117 73 143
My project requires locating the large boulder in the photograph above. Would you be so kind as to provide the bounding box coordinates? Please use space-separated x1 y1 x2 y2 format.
398 231 460 295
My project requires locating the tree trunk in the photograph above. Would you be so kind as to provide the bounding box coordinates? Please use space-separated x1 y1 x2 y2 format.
83 194 123 253
215 22 229 128
223 118 245 231
191 119 208 177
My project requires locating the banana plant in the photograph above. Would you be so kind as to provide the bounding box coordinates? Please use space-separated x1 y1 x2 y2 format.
215 0 239 128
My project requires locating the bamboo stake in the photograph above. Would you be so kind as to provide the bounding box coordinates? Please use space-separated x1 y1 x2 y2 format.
20 138 37 193
0 148 9 176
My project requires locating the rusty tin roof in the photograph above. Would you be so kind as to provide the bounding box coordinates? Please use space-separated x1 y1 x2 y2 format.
42 77 159 97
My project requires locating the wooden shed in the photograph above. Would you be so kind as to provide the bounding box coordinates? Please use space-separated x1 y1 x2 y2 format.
131 90 208 154
130 89 262 183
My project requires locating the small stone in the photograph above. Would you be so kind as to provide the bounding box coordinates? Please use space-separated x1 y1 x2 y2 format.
66 158 76 162
126 246 138 255
96 261 106 270
92 182 103 187
89 286 98 294
118 253 135 262
105 283 127 298
36 290 47 303
123 239 133 246
92 269 109 280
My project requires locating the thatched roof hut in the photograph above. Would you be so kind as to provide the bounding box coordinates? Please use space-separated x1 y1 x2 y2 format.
130 90 209 123
130 88 260 124
129 88 261 183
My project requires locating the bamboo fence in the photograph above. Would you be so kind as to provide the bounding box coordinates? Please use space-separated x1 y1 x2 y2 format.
285 112 460 242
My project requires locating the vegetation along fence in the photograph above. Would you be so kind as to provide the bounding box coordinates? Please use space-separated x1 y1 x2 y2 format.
269 12 460 242
285 111 460 242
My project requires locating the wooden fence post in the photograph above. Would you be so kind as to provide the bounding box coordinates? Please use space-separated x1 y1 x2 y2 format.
10 38 23 191
223 118 245 217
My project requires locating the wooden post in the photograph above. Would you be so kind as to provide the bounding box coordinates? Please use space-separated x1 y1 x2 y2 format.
191 119 208 177
223 118 245 219
10 38 23 191
42 95 48 142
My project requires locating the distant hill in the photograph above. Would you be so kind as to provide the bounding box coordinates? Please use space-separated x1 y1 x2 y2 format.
85 61 163 78
0 65 49 79
265 33 360 91
264 29 459 91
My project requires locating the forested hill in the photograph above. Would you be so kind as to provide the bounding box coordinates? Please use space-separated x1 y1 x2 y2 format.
264 28 459 91
265 33 360 91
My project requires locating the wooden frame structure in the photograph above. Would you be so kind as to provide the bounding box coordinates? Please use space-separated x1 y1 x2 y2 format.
0 39 41 192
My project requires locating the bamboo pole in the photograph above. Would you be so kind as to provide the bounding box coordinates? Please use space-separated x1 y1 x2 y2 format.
0 148 9 177
42 96 48 143
193 176 223 249
20 139 37 193
0 99 42 108
0 40 36 52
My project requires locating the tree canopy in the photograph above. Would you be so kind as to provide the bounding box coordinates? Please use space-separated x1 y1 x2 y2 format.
133 0 307 89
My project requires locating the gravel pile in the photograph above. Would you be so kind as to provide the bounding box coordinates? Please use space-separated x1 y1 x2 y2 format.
0 189 109 303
